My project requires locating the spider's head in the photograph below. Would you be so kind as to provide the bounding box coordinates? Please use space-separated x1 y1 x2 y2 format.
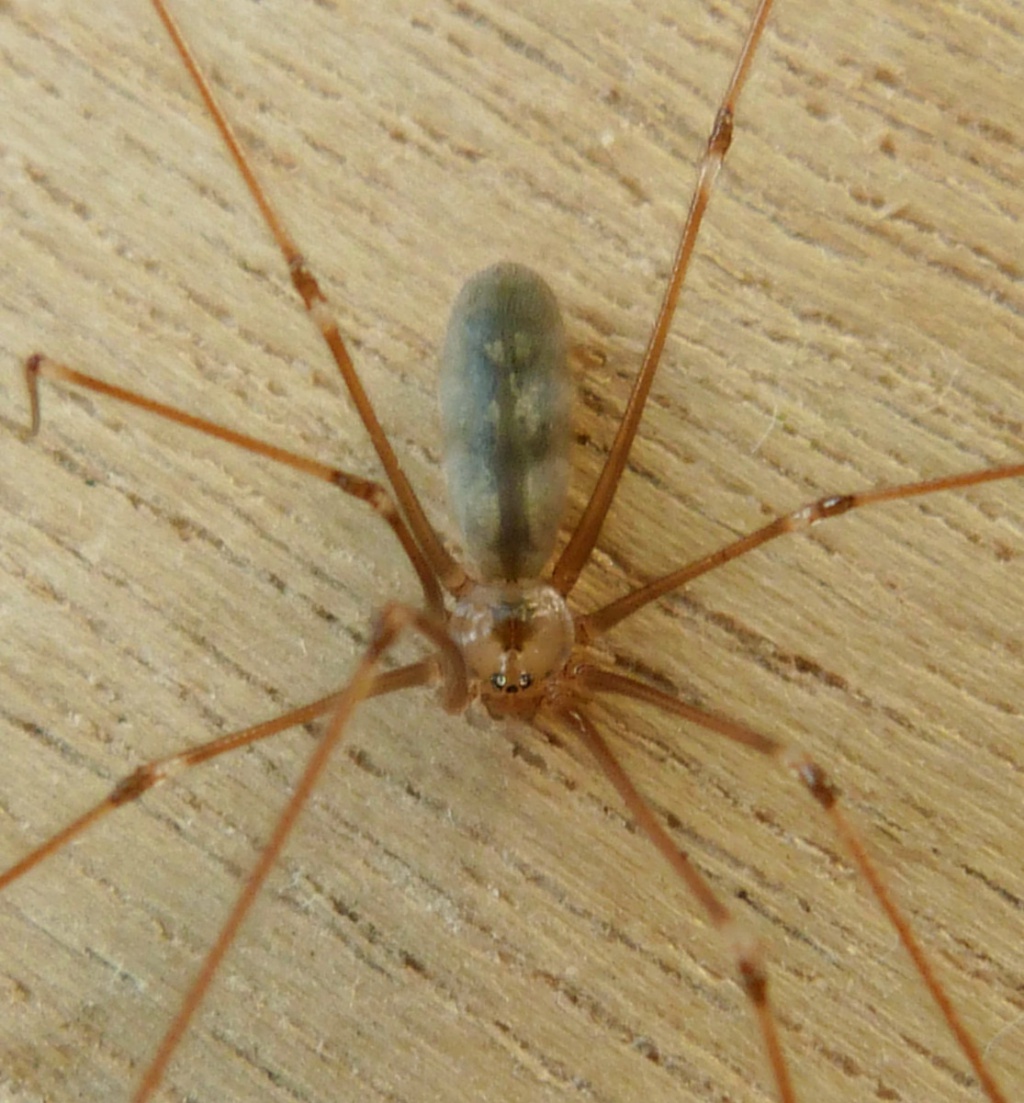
449 581 574 720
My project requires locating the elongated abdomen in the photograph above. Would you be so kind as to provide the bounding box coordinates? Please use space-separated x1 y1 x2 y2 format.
440 263 571 582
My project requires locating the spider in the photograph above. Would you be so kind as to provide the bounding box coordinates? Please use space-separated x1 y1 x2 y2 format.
0 1 1020 1100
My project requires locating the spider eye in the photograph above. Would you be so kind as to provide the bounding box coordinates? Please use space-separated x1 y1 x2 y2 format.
490 673 507 690
518 672 532 689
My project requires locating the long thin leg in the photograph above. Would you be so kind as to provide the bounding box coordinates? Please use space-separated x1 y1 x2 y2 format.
0 662 434 894
551 0 777 597
577 665 1010 1103
148 0 465 595
579 463 1023 640
25 353 444 612
557 704 796 1103
131 607 466 1103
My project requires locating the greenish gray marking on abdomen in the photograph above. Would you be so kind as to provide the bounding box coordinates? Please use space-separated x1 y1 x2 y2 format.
440 263 572 581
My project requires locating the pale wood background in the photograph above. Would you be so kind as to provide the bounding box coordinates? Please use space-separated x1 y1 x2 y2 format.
0 1 1021 1102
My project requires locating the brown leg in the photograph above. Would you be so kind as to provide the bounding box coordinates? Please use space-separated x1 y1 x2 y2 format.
580 463 1023 639
147 0 464 594
0 662 434 893
558 703 796 1103
24 353 444 611
131 606 465 1103
551 0 778 597
577 665 1010 1103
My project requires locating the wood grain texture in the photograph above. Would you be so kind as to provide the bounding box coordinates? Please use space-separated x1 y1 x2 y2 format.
0 1 1021 1101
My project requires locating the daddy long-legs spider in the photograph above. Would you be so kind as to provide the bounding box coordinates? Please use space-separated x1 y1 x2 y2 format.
0 0 1021 1100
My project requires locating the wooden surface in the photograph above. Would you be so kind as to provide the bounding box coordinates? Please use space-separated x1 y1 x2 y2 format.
0 1 1021 1101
